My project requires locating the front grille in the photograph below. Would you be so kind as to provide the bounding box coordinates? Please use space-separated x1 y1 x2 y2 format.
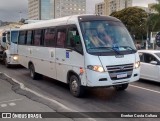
106 63 134 80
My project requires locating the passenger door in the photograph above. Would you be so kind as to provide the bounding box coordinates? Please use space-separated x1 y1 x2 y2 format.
140 53 159 81
55 27 68 83
66 25 84 67
55 25 84 83
139 52 145 79
41 28 56 79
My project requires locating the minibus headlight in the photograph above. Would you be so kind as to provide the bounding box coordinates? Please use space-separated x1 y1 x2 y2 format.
13 56 18 61
87 65 104 72
134 61 140 69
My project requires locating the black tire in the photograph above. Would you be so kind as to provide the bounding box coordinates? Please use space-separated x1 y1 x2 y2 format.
29 63 42 80
69 75 85 97
114 83 129 91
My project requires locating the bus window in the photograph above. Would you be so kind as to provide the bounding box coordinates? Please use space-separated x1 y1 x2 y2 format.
67 26 83 53
34 29 42 46
56 28 66 48
19 31 26 45
26 30 32 45
44 28 55 47
11 31 19 44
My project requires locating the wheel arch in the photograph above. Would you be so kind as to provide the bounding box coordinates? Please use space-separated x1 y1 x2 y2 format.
67 70 81 85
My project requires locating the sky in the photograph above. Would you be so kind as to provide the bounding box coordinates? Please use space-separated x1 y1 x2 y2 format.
0 0 158 22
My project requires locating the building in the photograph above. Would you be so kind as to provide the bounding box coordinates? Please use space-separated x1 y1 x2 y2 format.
54 0 86 18
95 0 132 16
28 0 86 20
28 0 40 20
95 2 106 15
28 0 52 20
148 3 157 13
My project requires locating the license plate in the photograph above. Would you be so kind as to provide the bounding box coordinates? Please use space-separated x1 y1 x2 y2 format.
117 73 127 79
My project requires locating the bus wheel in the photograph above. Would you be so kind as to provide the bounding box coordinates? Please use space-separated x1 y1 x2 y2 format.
69 75 85 97
113 83 128 91
29 64 42 80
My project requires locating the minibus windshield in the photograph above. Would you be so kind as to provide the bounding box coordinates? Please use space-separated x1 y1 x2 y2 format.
80 20 136 55
11 31 19 44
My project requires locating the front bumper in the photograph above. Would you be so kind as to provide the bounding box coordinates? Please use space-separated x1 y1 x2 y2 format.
8 55 19 65
85 68 140 87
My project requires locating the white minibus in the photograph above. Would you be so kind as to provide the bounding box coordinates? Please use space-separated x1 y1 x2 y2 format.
18 15 140 97
0 28 19 67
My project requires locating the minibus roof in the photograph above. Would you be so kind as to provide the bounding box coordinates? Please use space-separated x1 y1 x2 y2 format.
20 14 121 30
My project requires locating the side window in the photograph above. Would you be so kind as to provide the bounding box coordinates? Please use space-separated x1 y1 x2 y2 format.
138 52 144 62
67 26 83 53
33 29 42 46
26 30 32 45
44 28 55 47
56 28 66 48
144 53 157 63
19 31 26 45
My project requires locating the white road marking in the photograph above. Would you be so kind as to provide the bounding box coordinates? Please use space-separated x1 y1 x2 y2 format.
0 72 96 121
1 104 7 107
1 73 73 111
9 102 16 106
130 84 160 94
0 98 23 104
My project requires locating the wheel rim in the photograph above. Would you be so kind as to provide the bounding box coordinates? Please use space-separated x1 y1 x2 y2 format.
71 79 78 93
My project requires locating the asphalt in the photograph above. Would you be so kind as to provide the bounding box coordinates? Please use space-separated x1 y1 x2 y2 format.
0 74 77 121
0 64 160 121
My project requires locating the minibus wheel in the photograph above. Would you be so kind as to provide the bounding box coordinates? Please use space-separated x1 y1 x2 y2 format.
29 64 42 80
69 75 84 97
113 83 128 91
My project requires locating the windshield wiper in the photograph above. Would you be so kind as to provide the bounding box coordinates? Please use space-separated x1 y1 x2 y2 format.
112 46 121 55
88 47 110 50
88 46 121 55
119 46 137 53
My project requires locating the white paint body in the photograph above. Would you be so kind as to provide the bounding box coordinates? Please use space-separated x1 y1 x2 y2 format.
138 50 160 83
18 15 140 87
0 29 19 65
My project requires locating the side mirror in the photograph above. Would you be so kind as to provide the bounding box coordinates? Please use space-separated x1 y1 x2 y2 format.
2 37 6 43
150 61 157 65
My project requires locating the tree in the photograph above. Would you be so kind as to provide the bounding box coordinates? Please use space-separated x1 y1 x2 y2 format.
110 7 148 40
149 1 160 31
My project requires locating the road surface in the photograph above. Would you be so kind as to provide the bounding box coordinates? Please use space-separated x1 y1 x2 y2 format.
0 64 160 121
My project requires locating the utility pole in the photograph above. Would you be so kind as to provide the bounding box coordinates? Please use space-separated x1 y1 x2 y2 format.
54 0 55 18
60 0 61 17
146 29 149 50
146 12 151 50
19 11 22 20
